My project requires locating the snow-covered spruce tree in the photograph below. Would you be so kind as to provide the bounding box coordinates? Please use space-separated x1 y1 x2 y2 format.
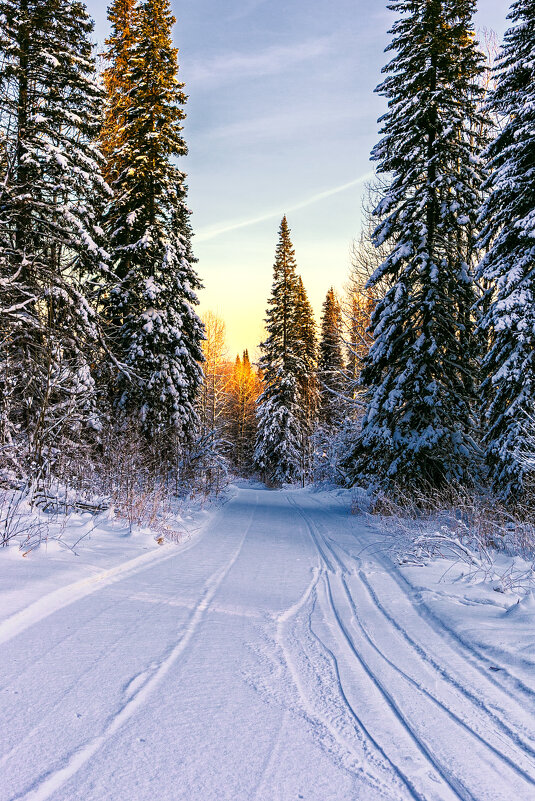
0 0 110 475
347 0 488 491
318 288 346 429
312 287 349 485
102 0 204 447
478 0 535 498
255 217 309 485
294 275 319 478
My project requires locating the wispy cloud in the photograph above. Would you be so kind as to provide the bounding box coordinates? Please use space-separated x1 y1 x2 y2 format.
195 172 374 243
199 104 368 144
187 37 332 86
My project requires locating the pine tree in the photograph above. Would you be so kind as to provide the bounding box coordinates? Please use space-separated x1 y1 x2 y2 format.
478 0 535 498
0 0 110 472
318 288 345 428
295 277 318 399
102 0 204 446
254 217 307 485
349 0 488 490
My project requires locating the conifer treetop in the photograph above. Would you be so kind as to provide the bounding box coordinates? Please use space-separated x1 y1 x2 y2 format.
317 288 346 429
260 216 302 382
255 217 318 485
101 0 139 178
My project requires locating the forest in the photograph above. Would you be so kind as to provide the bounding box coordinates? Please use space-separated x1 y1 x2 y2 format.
1 3 535 800
1 0 535 534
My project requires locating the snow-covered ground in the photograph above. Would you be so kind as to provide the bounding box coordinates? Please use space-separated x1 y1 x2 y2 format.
1 485 534 801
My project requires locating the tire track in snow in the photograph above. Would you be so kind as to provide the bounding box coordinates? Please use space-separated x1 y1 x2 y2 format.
0 498 230 648
316 509 535 791
290 495 535 800
9 496 257 801
0 596 146 770
336 570 535 785
307 587 431 801
251 709 289 801
288 496 489 801
390 563 535 702
321 573 470 801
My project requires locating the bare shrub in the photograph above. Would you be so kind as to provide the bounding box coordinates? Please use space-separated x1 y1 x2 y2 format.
0 489 48 548
1 408 227 549
360 483 535 593
179 431 230 500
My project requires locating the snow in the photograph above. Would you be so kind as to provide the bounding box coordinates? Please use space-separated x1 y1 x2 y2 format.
0 485 534 801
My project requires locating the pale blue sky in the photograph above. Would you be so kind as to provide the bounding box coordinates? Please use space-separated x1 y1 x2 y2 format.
87 0 510 357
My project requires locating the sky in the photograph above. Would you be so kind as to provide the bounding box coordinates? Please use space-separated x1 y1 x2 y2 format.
87 0 510 359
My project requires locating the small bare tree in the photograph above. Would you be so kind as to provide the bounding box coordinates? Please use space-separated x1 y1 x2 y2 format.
199 311 232 437
342 179 390 411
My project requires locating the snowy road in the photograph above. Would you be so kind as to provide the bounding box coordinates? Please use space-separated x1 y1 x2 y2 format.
1 486 535 801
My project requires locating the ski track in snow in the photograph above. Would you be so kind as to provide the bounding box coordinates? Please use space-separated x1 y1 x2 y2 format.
1 486 534 801
304 490 535 721
285 492 535 801
7 497 256 801
273 567 399 799
0 546 180 648
306 489 535 705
